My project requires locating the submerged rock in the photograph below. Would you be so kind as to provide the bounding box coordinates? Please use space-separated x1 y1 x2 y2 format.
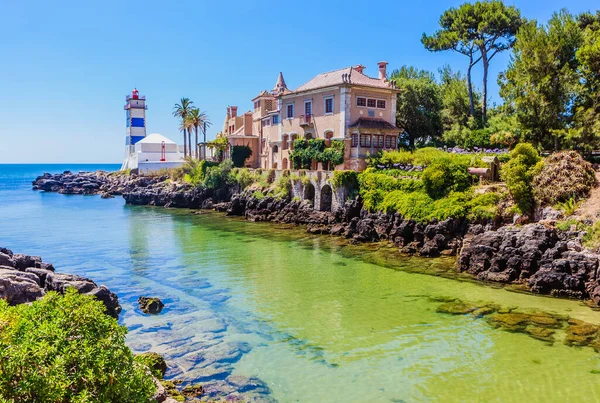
136 352 168 379
138 296 165 314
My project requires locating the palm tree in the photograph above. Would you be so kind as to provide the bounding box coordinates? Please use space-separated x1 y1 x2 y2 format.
172 98 194 158
187 108 212 159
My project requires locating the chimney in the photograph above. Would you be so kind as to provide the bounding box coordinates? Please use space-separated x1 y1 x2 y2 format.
231 106 238 118
354 64 365 74
377 61 388 81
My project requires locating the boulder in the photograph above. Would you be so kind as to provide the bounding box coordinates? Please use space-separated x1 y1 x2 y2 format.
0 266 44 305
138 296 165 314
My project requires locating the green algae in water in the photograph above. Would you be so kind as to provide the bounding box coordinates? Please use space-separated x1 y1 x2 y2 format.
5 179 600 403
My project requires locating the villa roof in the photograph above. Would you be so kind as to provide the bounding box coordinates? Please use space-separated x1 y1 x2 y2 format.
252 90 272 101
349 118 400 132
138 133 176 144
293 67 393 93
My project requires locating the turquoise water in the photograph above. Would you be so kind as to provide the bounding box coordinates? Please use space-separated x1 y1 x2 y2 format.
3 164 600 402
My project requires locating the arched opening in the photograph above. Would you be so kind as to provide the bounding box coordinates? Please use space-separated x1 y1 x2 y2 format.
303 182 315 206
320 184 332 212
282 158 288 169
273 145 279 153
304 132 313 140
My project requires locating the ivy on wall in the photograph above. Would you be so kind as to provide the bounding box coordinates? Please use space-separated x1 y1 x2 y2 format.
231 145 253 167
289 139 345 170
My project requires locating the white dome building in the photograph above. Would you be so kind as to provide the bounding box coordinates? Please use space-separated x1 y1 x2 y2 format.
122 133 184 173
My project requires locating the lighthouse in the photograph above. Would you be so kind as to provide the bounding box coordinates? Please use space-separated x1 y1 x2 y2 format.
120 88 184 173
124 88 147 151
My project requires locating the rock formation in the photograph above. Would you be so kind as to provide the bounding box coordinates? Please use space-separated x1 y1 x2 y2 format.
0 247 121 318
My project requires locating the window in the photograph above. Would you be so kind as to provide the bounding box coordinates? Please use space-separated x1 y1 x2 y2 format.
368 110 375 117
351 133 359 147
272 115 279 125
254 100 261 109
262 118 270 127
377 100 386 109
287 104 294 118
385 136 397 149
265 100 273 111
373 135 384 148
304 101 312 116
357 97 366 107
360 134 371 147
325 97 334 114
367 99 376 108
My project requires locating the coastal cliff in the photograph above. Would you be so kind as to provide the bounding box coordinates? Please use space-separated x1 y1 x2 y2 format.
32 170 600 305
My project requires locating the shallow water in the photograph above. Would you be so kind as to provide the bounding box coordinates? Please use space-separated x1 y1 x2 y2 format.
2 164 600 402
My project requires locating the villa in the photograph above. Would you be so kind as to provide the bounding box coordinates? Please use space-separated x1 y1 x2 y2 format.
221 62 402 171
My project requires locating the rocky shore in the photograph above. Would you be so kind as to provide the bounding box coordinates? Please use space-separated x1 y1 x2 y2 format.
0 247 121 317
32 170 600 305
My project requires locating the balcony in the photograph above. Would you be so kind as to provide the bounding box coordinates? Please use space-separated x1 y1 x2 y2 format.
299 114 313 126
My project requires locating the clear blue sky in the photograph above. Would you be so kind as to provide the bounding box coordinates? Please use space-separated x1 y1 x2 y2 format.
0 0 596 163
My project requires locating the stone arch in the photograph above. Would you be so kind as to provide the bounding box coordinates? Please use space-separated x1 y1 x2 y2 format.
303 182 315 206
282 158 288 170
320 184 333 212
282 134 289 150
290 134 298 150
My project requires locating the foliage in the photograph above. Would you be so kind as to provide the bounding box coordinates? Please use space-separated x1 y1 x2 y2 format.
207 136 229 162
500 143 541 213
229 168 258 189
0 289 156 403
231 145 253 168
134 352 166 380
423 1 524 121
500 11 582 150
331 170 358 189
584 220 600 250
421 156 472 198
555 198 580 217
203 159 233 189
467 192 502 220
289 139 344 169
391 66 443 148
270 175 292 200
186 108 211 160
252 190 265 200
439 65 479 131
532 150 597 205
173 97 194 158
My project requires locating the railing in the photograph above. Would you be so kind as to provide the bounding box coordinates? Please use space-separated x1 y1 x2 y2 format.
125 95 146 101
299 114 313 125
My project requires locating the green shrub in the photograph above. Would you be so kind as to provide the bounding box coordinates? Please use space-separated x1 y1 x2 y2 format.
500 143 541 214
422 157 472 198
252 190 265 200
555 198 580 217
379 190 434 221
271 175 292 200
532 150 597 206
331 170 358 189
229 168 257 189
203 160 233 189
231 145 253 168
467 192 502 221
290 139 344 169
0 289 156 403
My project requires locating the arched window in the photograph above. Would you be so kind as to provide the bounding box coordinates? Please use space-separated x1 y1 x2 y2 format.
304 132 313 140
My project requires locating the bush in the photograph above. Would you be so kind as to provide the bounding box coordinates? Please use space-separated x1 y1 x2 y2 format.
532 150 597 206
289 139 344 169
0 289 156 403
422 157 472 198
203 160 233 189
231 145 252 168
500 143 541 214
229 168 258 189
271 175 292 200
331 170 358 189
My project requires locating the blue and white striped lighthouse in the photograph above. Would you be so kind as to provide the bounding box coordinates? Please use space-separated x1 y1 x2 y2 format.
124 88 147 153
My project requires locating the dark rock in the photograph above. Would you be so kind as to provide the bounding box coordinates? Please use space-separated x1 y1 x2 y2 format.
0 267 44 305
138 296 165 314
